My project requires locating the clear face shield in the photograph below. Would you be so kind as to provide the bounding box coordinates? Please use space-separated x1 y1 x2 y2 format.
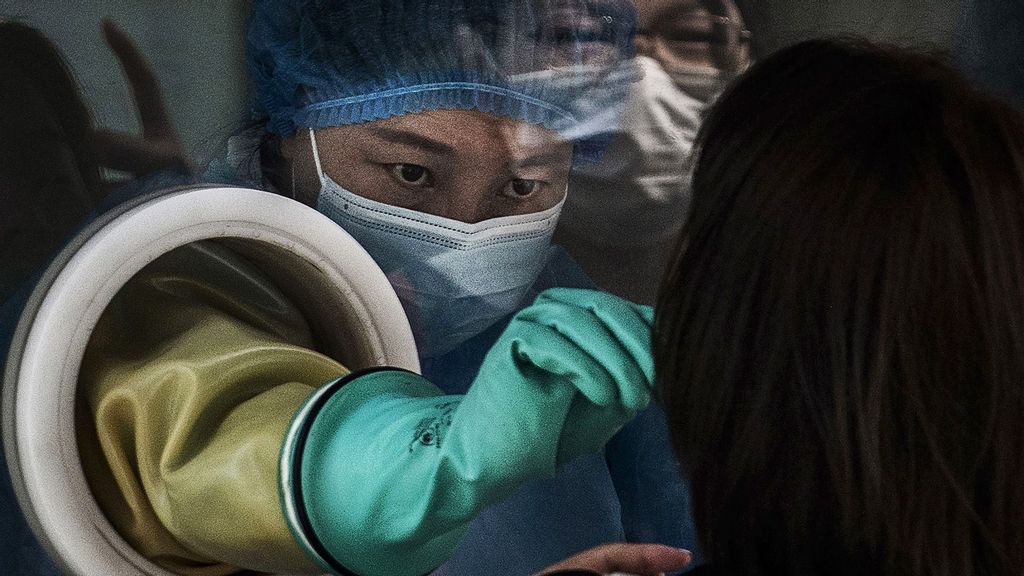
449 0 640 146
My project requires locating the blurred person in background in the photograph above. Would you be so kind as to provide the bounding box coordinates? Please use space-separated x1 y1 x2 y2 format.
555 0 750 305
546 2 751 563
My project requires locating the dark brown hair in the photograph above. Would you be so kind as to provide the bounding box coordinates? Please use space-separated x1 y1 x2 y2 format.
655 38 1024 576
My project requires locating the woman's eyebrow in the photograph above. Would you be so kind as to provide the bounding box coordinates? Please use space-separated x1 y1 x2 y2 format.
370 128 455 155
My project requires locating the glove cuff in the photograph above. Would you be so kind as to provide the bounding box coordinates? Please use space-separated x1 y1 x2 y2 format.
279 367 426 576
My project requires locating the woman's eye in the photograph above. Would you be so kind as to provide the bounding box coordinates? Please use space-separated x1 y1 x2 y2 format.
388 163 433 187
506 178 544 198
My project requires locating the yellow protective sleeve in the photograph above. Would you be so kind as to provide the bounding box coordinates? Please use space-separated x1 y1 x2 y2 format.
76 241 349 575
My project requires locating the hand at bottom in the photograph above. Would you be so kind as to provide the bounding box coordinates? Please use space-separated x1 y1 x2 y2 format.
534 543 692 576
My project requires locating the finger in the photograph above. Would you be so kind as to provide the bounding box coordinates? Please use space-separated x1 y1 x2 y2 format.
514 299 647 405
508 326 617 402
556 305 650 410
529 289 638 324
536 543 692 576
101 19 176 140
593 543 691 574
636 304 655 326
536 288 653 330
523 293 653 390
587 302 654 385
532 290 655 385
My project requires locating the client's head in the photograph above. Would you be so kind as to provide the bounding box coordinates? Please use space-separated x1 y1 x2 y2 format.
656 38 1024 576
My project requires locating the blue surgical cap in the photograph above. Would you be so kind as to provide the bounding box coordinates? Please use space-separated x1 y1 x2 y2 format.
246 0 636 138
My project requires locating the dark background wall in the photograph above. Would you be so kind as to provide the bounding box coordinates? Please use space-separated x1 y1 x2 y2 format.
735 0 960 56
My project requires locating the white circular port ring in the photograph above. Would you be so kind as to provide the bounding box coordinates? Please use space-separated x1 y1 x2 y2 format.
2 185 419 575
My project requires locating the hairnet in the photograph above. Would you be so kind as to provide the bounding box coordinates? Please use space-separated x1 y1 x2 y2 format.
247 0 636 142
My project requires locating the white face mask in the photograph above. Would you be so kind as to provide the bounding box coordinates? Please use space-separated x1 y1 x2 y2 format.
563 56 720 247
309 130 565 358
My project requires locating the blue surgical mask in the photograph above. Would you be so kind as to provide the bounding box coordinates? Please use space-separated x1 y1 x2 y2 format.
309 130 565 358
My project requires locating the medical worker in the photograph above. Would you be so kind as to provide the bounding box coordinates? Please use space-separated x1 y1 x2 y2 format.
556 0 751 304
75 1 694 575
546 0 751 561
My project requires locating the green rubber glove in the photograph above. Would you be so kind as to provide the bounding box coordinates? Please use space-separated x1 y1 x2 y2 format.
280 288 654 576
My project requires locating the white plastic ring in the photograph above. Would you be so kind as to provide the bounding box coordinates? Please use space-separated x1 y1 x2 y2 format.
2 185 419 575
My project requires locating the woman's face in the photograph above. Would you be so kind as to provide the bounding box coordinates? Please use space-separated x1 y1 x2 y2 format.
284 109 574 224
